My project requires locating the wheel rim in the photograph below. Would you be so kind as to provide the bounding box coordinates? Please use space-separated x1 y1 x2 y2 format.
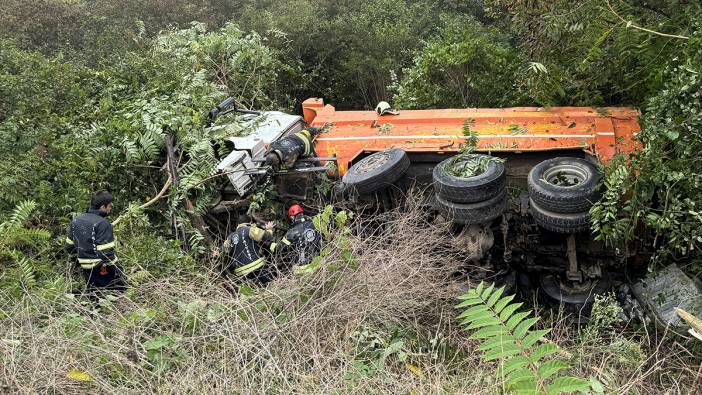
539 274 601 305
542 165 588 187
355 152 390 174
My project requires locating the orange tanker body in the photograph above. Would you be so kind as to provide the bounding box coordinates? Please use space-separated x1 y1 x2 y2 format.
302 98 640 175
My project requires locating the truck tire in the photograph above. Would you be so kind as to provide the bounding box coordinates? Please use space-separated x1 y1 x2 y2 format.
436 189 507 225
433 154 506 203
343 149 410 195
529 199 591 234
527 157 601 214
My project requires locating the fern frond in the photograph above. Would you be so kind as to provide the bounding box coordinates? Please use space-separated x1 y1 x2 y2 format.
18 256 37 288
3 228 51 246
1 200 38 230
6 249 37 289
456 281 591 395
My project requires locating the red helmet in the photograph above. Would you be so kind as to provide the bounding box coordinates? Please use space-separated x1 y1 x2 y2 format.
287 204 304 218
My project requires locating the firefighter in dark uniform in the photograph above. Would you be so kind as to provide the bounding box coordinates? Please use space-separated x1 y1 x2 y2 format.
223 221 277 285
264 127 322 170
65 190 126 295
278 204 322 274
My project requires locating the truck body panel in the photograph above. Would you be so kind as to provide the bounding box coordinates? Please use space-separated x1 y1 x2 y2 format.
302 98 641 175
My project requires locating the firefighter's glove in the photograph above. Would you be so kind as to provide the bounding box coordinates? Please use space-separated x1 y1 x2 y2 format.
265 152 281 170
305 126 323 136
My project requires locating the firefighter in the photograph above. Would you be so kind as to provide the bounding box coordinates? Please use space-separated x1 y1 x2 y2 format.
278 204 322 274
223 221 278 285
264 127 322 170
65 190 126 296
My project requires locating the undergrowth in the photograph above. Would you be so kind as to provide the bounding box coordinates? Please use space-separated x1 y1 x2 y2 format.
0 201 700 393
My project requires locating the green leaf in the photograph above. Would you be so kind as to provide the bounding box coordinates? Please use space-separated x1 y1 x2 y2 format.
143 335 173 351
665 129 679 141
509 379 540 395
460 309 494 324
470 325 506 339
590 376 605 394
499 302 524 321
486 286 505 307
456 291 476 301
475 281 485 296
536 359 570 379
455 297 482 307
478 334 516 351
458 304 490 319
465 316 502 329
499 356 530 376
513 317 539 339
506 367 536 384
506 311 531 330
521 329 551 348
484 343 521 361
545 377 590 394
493 293 515 314
530 343 559 363
481 283 495 300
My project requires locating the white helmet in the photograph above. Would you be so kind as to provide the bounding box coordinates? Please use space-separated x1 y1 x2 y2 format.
375 101 399 116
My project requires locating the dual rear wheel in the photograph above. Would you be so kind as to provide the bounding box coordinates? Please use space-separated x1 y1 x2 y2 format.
342 150 602 234
433 154 508 225
528 157 601 233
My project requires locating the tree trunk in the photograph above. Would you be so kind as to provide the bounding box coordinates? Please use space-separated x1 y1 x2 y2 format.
164 135 215 249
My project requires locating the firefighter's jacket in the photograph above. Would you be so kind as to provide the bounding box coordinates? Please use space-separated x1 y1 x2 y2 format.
65 209 117 269
277 216 322 273
224 223 274 277
267 129 316 168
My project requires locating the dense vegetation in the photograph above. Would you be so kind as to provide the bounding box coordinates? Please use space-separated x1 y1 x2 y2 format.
1 0 701 392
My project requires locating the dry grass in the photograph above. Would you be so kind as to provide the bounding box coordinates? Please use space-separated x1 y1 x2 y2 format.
1 200 700 394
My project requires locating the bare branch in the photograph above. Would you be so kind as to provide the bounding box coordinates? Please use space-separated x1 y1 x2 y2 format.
606 0 689 40
112 173 172 226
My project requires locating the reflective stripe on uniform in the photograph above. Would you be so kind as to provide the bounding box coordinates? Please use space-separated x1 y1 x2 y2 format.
295 131 311 155
96 241 115 251
282 238 292 246
65 237 74 245
78 258 102 269
270 242 278 252
249 227 265 242
78 257 118 269
234 257 264 277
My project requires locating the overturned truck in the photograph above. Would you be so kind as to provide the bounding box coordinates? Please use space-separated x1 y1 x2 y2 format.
212 97 700 321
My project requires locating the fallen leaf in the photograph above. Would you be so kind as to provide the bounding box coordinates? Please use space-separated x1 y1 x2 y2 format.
66 369 92 382
405 363 424 378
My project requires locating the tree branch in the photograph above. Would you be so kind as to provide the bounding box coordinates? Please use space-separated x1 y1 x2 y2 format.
112 173 172 227
606 0 689 40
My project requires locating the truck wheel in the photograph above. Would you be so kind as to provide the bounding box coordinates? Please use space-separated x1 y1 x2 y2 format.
528 157 601 213
539 274 613 323
529 199 591 233
343 149 410 195
433 154 506 203
436 189 507 225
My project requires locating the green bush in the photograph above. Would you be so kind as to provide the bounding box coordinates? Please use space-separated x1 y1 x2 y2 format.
394 16 528 109
591 28 702 269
